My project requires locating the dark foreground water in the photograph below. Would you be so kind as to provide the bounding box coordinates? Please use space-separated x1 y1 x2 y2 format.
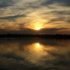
0 37 70 70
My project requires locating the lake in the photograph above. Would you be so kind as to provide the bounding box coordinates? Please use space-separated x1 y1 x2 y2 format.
0 37 70 70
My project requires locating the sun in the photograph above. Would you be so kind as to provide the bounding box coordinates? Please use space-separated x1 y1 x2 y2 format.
24 12 49 31
28 19 47 31
32 22 44 31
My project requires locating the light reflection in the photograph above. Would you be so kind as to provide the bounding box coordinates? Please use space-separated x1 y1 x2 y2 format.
32 42 43 51
0 39 70 67
23 42 49 64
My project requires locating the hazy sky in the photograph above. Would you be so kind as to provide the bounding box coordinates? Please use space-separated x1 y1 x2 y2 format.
0 0 70 34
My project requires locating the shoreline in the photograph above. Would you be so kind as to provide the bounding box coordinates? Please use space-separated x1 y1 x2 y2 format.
0 34 70 39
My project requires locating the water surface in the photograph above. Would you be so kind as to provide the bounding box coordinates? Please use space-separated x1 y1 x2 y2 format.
0 37 70 70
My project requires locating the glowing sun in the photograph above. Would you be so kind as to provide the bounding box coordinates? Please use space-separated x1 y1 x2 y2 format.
32 22 44 30
28 19 47 31
25 12 49 31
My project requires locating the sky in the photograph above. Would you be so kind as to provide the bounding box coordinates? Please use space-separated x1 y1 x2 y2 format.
0 0 70 34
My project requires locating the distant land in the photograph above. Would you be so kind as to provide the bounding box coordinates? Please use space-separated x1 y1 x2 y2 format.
0 28 70 35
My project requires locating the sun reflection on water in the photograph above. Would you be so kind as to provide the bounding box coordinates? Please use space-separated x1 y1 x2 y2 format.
0 39 70 68
23 42 50 64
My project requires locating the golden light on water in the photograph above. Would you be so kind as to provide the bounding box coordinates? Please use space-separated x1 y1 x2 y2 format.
0 39 70 66
34 42 41 48
23 42 49 64
32 42 44 51
26 42 45 54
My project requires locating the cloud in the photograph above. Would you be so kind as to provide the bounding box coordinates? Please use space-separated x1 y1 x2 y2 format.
0 0 15 8
0 0 70 34
42 0 70 6
0 14 26 20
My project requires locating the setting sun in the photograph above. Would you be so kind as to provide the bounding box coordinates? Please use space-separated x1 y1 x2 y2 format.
30 17 48 30
24 12 49 31
32 22 44 30
28 18 47 31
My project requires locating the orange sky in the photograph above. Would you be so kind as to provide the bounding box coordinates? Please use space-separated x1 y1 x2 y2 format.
0 0 70 34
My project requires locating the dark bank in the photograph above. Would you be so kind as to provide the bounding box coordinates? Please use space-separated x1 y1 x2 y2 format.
0 34 70 39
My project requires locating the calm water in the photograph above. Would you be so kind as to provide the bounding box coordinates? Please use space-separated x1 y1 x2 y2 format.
0 37 70 70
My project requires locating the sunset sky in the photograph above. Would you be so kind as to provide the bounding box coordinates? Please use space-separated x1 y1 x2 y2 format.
0 0 70 34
